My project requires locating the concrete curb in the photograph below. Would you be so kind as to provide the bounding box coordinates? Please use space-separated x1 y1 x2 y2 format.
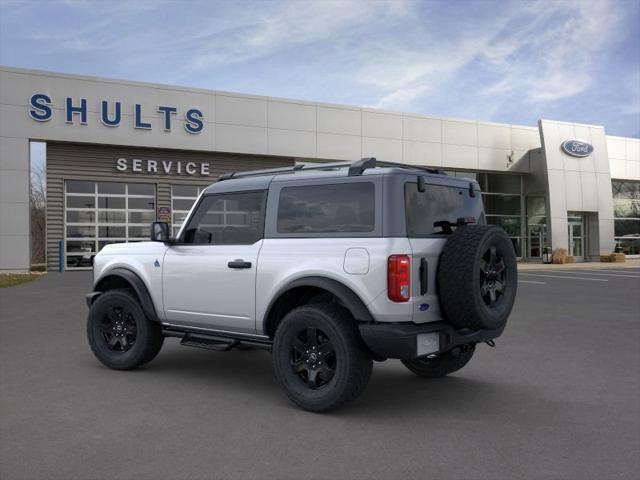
518 259 640 271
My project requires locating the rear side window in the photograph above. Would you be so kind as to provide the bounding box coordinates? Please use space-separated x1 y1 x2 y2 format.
277 183 375 234
405 182 477 236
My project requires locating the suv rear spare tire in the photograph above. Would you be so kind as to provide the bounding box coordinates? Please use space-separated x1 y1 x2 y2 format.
437 225 517 331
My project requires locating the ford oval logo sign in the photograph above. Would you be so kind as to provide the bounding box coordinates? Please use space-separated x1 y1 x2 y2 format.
561 139 594 157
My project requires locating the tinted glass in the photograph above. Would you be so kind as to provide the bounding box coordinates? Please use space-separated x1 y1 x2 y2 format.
614 219 640 237
612 180 640 200
98 226 126 238
66 210 95 223
483 194 521 215
487 216 521 236
127 183 155 196
182 192 265 245
67 196 95 208
613 199 640 219
98 211 126 223
277 183 374 234
98 182 125 195
98 197 125 209
405 183 475 236
479 173 521 194
66 181 94 194
128 198 155 210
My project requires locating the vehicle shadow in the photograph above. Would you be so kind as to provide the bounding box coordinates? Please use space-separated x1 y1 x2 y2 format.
134 343 546 421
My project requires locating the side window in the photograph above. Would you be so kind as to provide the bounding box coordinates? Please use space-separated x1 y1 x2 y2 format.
405 182 476 236
277 183 375 234
181 191 265 245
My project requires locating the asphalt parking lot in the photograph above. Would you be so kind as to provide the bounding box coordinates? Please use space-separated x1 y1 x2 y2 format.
1 267 639 480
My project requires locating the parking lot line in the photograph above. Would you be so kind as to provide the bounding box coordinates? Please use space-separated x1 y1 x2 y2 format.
548 271 640 278
519 273 608 282
519 280 546 284
582 269 640 274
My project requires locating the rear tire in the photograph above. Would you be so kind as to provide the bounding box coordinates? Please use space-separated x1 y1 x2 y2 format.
87 289 164 370
402 345 475 378
272 303 372 412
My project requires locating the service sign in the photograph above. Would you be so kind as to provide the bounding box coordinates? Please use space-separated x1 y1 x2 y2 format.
561 139 594 157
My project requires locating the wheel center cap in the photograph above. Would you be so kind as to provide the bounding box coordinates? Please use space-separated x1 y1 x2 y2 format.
116 324 123 333
309 353 318 363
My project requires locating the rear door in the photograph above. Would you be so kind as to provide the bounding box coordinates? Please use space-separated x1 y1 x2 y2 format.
404 178 483 322
162 190 266 333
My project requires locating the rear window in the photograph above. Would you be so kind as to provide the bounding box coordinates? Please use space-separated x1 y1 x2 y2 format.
277 183 375 234
405 182 477 236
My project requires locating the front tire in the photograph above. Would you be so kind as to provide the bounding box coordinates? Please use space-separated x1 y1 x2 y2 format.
87 289 164 370
272 304 373 412
402 345 475 378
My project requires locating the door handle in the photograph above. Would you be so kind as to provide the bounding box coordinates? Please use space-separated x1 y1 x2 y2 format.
228 259 252 269
419 258 428 295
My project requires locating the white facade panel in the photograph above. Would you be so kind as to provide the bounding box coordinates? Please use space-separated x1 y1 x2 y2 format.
268 128 316 157
609 159 627 179
317 107 361 136
606 137 627 159
402 116 441 143
317 132 361 160
478 147 510 171
268 101 316 132
362 111 402 139
362 136 402 162
215 124 267 154
443 120 477 147
402 141 442 167
478 123 511 149
442 144 478 169
215 94 267 127
511 127 540 151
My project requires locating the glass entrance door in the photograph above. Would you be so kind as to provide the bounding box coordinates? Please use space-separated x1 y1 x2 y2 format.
527 224 546 259
567 214 584 261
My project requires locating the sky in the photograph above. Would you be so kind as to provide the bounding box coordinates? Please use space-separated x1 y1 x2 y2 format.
1 0 639 137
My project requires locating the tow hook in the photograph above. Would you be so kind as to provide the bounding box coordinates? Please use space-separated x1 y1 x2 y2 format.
485 339 496 348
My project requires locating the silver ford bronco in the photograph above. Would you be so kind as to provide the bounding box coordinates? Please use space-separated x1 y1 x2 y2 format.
86 158 517 412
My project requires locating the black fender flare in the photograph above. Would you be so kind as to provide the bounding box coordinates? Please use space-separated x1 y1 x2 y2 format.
92 267 159 322
263 276 374 335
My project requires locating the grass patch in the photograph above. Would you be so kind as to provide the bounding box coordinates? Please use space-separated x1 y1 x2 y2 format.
0 273 45 288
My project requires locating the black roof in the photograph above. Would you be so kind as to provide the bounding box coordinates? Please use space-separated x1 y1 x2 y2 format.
202 157 474 195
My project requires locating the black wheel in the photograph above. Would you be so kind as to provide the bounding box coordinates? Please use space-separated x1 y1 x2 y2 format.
402 344 475 378
437 225 517 330
272 303 373 412
87 289 164 370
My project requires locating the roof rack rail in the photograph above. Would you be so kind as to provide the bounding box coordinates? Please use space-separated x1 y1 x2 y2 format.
347 157 445 176
217 162 351 182
217 158 446 182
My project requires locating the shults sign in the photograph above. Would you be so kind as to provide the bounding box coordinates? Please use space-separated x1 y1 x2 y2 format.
28 93 204 134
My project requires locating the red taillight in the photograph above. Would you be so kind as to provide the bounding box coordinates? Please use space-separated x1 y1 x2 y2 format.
388 255 410 302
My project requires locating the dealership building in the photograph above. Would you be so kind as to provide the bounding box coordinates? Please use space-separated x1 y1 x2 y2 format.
0 66 639 272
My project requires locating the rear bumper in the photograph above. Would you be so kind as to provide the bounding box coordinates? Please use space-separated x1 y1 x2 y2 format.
358 321 505 360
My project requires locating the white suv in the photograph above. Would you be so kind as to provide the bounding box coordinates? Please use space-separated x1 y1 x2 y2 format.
86 158 517 412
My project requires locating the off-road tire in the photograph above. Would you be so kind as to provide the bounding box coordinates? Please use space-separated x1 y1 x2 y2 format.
272 303 373 413
437 225 517 330
402 345 475 378
87 289 164 370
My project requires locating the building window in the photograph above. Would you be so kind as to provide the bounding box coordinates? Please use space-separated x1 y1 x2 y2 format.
612 180 640 255
64 181 156 269
445 171 523 256
171 185 207 236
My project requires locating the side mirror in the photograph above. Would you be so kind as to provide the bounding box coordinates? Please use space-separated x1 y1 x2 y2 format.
150 221 171 243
